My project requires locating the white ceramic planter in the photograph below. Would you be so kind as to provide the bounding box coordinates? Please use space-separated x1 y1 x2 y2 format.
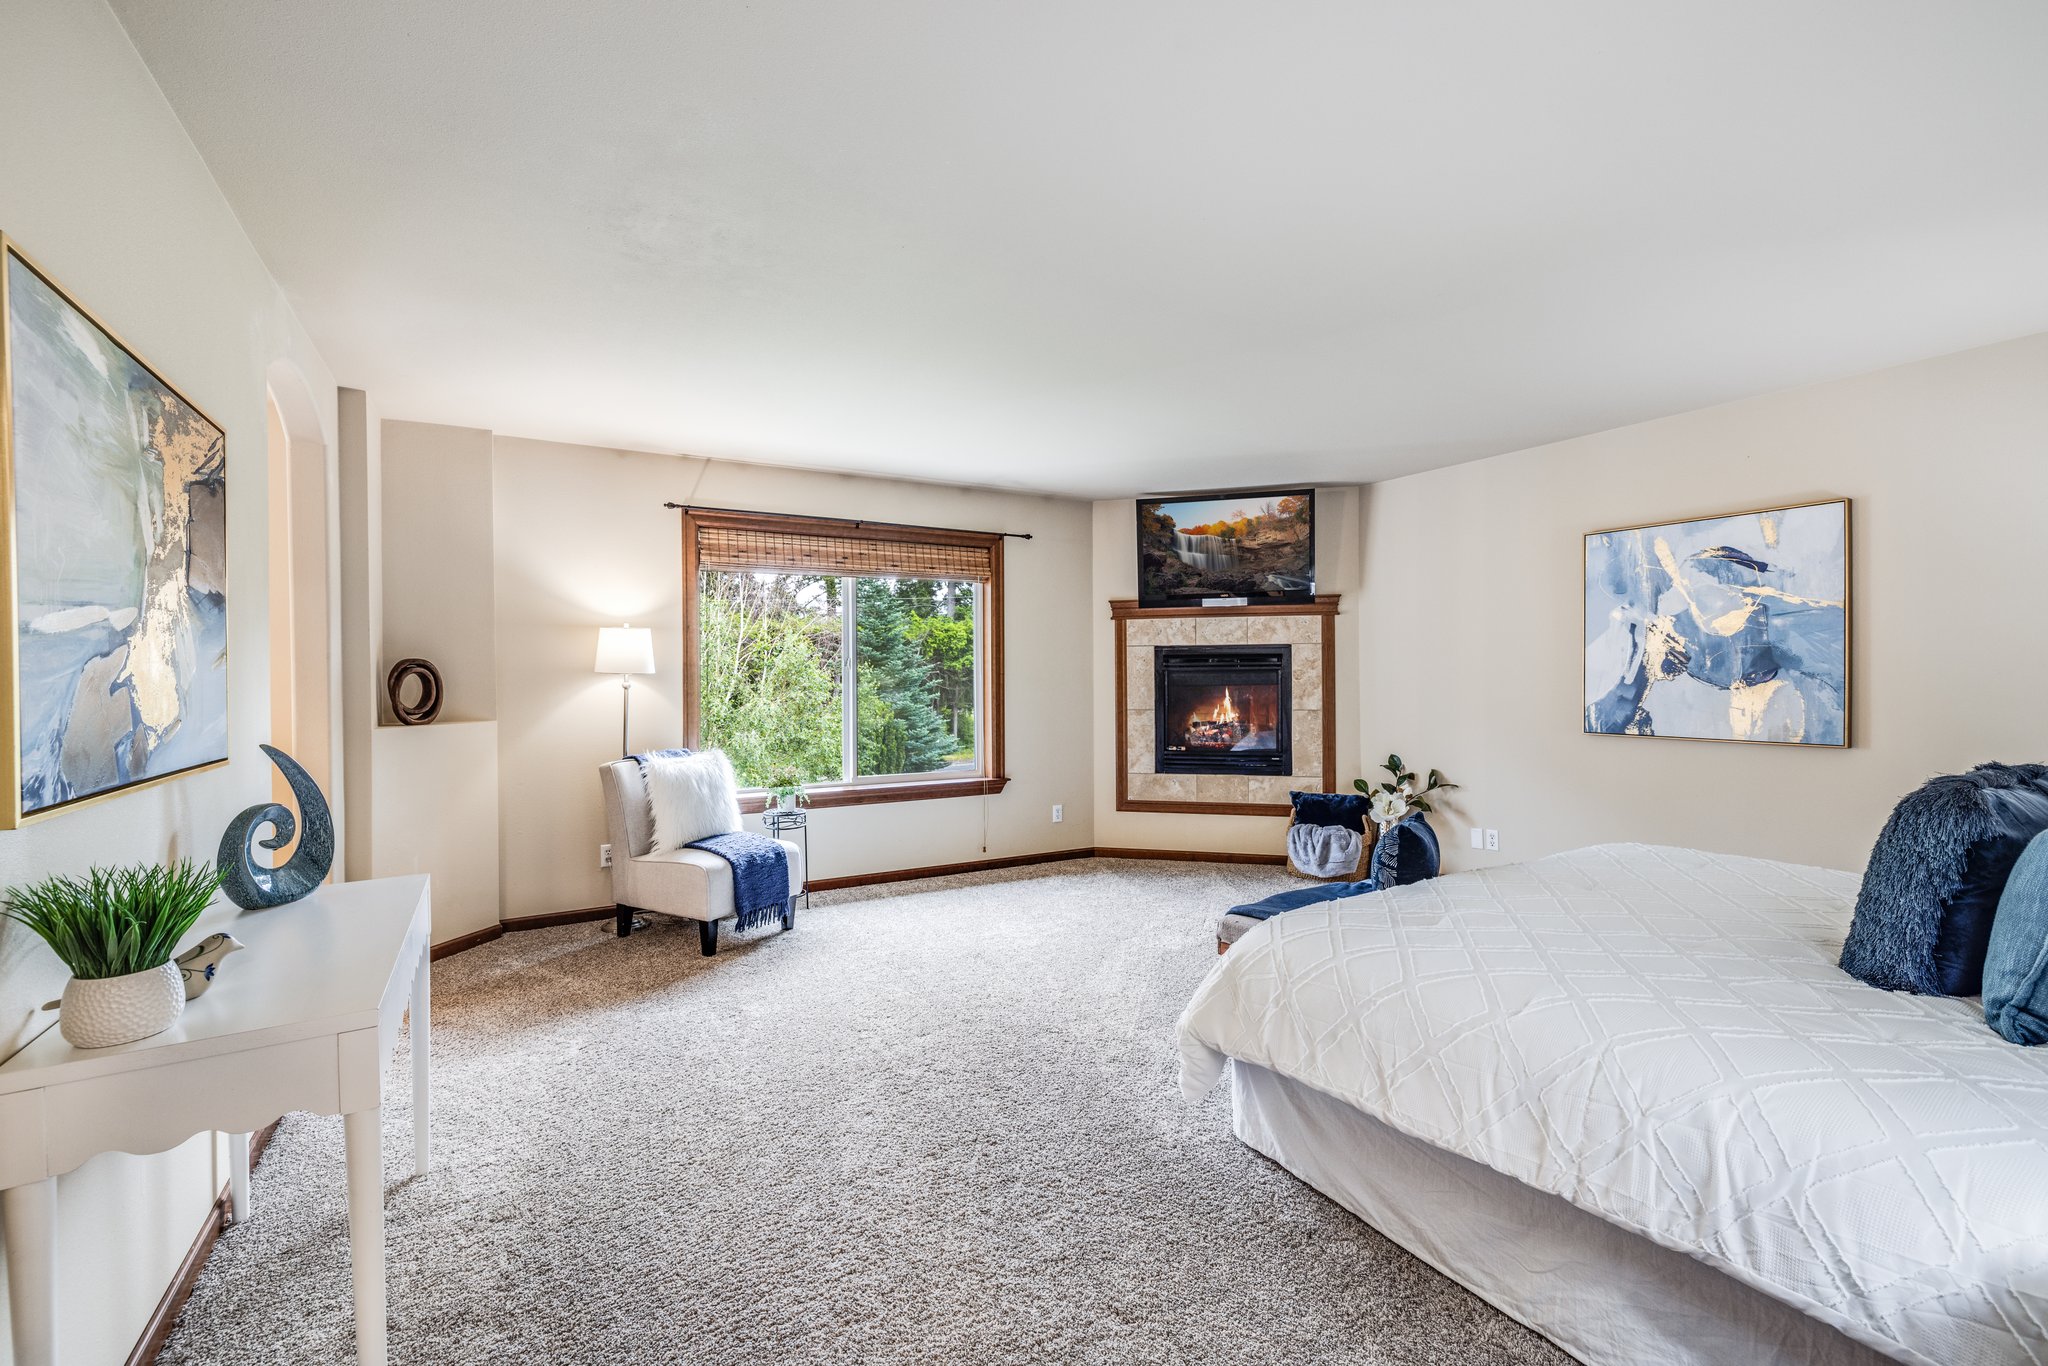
59 962 186 1049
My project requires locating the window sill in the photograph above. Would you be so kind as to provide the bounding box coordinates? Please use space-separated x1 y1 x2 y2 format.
740 774 1009 815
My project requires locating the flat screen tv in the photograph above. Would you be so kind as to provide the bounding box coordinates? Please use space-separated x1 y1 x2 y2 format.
1137 487 1315 608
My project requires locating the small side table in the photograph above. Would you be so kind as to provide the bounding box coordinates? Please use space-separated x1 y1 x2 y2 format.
763 807 810 909
0 875 432 1366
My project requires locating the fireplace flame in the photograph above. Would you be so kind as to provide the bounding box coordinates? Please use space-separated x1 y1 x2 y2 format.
1202 687 1237 723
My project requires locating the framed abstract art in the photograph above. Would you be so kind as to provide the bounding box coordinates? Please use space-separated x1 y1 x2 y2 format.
1584 498 1849 747
0 236 228 826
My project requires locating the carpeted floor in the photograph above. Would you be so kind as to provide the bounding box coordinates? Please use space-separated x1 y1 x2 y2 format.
160 859 1568 1365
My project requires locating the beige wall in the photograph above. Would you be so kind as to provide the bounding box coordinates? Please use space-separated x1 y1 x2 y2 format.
0 2 338 1361
1358 331 2048 877
492 437 1097 918
381 420 497 723
1089 488 1364 855
370 721 502 942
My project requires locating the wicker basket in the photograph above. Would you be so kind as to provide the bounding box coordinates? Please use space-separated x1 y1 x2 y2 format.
1285 814 1380 882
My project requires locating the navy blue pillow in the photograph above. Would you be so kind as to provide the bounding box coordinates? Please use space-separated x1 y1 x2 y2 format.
1841 764 2048 996
1291 790 1369 833
1984 831 2048 1044
1372 814 1441 888
1934 784 2048 995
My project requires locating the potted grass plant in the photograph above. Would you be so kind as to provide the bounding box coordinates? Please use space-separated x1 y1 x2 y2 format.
4 860 224 1049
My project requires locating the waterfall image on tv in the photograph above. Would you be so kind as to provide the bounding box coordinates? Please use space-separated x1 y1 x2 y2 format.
1137 488 1315 607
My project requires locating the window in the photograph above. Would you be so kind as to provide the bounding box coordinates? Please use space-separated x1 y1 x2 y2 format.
682 510 1006 809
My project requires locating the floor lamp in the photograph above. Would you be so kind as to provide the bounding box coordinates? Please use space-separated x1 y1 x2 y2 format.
594 624 656 758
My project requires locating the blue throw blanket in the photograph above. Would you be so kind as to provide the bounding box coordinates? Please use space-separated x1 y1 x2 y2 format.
1230 880 1379 921
689 831 793 932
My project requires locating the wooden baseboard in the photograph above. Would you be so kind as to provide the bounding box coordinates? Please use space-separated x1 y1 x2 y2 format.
501 905 617 933
1090 846 1290 866
126 1121 281 1366
808 847 1095 892
439 848 1285 959
431 924 504 959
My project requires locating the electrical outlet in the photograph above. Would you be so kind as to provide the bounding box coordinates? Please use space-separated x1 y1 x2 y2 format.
1052 804 1064 824
1485 829 1500 852
599 843 613 868
1469 827 1484 850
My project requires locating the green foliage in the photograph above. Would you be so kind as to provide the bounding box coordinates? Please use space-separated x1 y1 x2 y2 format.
855 581 955 775
762 762 811 810
904 612 974 728
5 861 223 980
698 573 842 788
1352 753 1459 814
699 570 977 787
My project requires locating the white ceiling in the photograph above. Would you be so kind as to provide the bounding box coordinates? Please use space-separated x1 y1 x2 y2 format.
114 1 2048 498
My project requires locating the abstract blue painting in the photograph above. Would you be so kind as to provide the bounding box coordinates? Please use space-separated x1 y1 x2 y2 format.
2 240 229 824
1585 500 1848 746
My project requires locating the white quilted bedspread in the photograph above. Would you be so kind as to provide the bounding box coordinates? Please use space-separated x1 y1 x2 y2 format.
1178 844 2048 1366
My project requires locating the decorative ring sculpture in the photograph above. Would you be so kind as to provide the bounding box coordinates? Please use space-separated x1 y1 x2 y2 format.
387 657 444 725
217 745 336 909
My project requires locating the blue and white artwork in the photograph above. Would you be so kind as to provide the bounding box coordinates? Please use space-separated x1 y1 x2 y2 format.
1584 500 1848 746
3 244 229 822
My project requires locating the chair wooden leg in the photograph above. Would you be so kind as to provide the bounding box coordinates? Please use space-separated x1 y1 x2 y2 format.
698 918 719 957
782 902 796 932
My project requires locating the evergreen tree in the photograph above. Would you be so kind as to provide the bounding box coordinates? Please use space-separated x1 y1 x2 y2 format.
853 578 953 774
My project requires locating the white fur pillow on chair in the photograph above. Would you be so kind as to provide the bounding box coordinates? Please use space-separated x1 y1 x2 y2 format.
644 750 743 853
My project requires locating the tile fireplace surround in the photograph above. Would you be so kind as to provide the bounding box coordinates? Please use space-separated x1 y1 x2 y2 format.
1111 596 1339 816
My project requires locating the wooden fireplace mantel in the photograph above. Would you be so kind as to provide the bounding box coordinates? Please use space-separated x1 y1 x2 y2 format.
1108 595 1342 622
1113 595 1340 817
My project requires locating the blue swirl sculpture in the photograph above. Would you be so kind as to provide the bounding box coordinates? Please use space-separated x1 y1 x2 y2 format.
217 745 335 909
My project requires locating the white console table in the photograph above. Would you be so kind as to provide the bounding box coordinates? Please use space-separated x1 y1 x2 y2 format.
0 874 432 1366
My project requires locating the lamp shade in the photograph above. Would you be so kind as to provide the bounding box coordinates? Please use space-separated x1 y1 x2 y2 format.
594 625 656 676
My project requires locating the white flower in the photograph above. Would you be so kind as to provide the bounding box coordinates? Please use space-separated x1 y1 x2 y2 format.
1369 789 1411 826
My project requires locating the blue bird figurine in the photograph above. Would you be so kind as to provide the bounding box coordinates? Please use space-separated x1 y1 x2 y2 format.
175 933 245 999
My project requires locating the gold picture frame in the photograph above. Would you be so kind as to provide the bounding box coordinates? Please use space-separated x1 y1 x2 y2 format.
1583 497 1850 748
0 234 230 827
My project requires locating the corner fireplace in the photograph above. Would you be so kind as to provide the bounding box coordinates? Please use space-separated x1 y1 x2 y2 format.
1155 645 1292 776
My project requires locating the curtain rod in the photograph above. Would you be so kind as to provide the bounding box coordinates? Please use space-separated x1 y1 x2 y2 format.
663 502 1032 540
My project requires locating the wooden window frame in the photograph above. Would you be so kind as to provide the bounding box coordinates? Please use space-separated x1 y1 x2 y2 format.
682 509 1009 813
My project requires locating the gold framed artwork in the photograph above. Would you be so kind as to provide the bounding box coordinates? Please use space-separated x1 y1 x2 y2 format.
0 235 229 826
1584 497 1850 747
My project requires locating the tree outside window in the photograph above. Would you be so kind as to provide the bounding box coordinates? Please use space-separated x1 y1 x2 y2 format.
699 569 980 789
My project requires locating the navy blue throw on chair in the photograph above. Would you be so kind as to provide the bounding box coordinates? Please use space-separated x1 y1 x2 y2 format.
687 831 793 933
1839 762 2048 996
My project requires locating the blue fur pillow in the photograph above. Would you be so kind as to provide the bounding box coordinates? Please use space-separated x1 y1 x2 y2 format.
1840 763 2048 996
1291 790 1370 833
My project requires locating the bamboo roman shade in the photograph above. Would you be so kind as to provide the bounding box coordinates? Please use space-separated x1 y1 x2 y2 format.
692 517 996 581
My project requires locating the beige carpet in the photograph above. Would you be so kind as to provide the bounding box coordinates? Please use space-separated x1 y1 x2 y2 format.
160 859 1567 1365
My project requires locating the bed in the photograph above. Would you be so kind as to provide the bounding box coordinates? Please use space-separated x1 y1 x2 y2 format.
1177 844 2048 1366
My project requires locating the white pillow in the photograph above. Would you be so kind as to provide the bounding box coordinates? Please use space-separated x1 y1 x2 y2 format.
644 750 743 852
